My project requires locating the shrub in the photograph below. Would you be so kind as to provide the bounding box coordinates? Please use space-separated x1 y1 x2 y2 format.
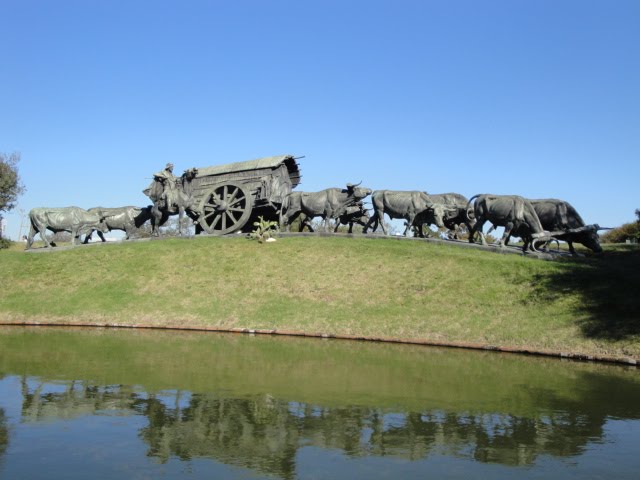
249 216 279 243
601 222 640 244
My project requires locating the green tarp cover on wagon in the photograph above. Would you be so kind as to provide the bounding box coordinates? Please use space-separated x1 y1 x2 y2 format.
195 155 301 188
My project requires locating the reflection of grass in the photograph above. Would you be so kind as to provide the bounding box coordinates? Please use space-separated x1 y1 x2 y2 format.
2 327 639 416
1 237 639 358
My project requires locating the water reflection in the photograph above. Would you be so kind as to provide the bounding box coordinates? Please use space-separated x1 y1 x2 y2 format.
1 327 639 479
0 407 7 464
14 380 624 477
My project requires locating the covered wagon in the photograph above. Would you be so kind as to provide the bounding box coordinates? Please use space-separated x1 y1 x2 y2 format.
191 154 302 235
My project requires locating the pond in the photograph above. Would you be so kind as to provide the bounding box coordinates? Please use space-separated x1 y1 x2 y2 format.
0 327 639 479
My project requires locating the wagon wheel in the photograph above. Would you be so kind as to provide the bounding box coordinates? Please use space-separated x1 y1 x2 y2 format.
198 182 253 235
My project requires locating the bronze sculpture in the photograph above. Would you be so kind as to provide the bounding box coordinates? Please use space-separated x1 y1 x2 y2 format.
363 190 453 237
143 155 301 236
145 167 199 236
486 198 606 254
466 194 555 252
83 206 154 242
26 207 107 249
25 152 607 257
279 183 373 232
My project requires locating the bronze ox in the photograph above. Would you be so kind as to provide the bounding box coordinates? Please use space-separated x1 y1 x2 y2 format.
363 190 456 237
280 183 373 232
83 206 154 242
489 199 605 254
467 194 553 252
26 207 108 249
298 203 371 233
416 192 476 239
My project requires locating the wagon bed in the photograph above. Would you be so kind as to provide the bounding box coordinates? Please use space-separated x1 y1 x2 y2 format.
191 155 301 235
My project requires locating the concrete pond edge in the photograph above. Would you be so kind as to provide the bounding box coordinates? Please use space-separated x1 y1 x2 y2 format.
1 320 637 368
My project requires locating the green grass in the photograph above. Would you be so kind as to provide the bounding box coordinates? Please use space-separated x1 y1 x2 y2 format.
1 236 639 358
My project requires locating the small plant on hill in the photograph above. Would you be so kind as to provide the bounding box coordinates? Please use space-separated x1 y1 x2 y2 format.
249 216 279 243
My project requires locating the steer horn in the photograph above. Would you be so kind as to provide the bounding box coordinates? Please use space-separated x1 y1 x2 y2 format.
594 224 613 231
570 224 613 233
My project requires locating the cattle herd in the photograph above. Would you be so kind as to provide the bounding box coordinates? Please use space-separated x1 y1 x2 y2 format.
25 164 606 255
280 187 605 254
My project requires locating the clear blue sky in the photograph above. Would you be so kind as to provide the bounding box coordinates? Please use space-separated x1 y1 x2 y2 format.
1 0 638 239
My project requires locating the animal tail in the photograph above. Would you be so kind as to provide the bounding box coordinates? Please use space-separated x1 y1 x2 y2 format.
514 197 525 222
465 194 480 222
279 193 291 227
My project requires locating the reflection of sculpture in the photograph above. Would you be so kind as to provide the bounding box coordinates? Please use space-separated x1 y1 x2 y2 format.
25 206 108 249
6 329 640 477
279 183 373 232
15 378 620 475
0 408 7 462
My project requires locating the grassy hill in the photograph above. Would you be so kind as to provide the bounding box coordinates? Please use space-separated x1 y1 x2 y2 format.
1 235 639 360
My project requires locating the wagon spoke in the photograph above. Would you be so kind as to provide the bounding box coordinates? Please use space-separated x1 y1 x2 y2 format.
227 210 237 224
204 211 216 221
229 195 246 208
222 212 227 230
222 186 228 201
211 214 221 229
226 188 239 203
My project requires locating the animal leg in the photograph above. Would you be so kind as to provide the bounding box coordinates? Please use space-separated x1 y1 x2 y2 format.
500 223 513 248
39 226 53 248
323 213 333 233
71 228 81 246
470 220 486 245
284 211 300 232
26 223 36 249
151 205 163 237
403 214 415 236
449 224 459 240
363 213 377 234
300 214 315 232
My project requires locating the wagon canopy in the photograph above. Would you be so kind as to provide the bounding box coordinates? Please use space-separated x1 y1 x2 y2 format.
195 155 301 188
